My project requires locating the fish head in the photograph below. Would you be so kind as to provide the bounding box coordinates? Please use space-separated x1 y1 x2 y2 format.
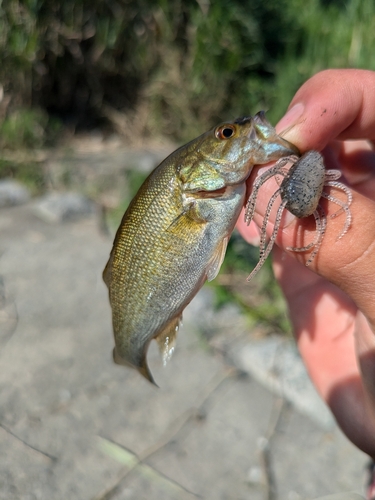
178 111 299 193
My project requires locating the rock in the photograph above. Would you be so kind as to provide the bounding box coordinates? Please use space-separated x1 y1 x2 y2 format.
0 180 30 207
33 192 95 223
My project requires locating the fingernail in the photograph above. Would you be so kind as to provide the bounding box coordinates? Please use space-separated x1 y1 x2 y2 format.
277 103 304 134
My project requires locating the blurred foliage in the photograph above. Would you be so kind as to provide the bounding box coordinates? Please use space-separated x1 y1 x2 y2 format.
0 108 46 149
212 232 291 335
0 0 373 332
0 0 374 145
269 0 375 120
0 158 45 193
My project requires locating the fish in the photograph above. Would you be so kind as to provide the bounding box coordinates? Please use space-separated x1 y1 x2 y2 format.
103 112 299 384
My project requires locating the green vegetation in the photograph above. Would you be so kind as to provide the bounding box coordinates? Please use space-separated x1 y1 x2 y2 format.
211 232 291 335
0 0 374 146
0 157 45 193
0 0 373 332
0 108 54 149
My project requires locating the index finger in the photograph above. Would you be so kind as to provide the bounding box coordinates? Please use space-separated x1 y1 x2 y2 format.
277 69 375 150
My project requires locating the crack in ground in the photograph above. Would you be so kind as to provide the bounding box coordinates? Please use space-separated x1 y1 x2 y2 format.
93 366 239 500
0 422 57 462
258 397 285 500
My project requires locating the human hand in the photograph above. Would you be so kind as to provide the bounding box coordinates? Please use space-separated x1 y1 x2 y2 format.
237 69 375 458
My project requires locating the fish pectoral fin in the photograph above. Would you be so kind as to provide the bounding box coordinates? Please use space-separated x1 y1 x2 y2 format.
155 316 181 366
166 211 190 235
166 204 206 237
206 236 228 282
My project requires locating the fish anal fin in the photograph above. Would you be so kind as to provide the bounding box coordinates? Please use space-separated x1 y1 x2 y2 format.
206 236 228 282
155 316 181 366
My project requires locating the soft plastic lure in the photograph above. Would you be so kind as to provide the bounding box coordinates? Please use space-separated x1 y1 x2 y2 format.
245 150 352 280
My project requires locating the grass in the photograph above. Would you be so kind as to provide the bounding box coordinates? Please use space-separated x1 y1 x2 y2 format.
0 157 46 194
212 231 291 335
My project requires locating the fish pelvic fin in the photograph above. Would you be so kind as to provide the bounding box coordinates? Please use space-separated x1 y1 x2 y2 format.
155 315 181 366
206 236 228 282
112 347 158 386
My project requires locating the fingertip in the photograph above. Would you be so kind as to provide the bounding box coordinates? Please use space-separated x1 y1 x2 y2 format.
276 69 375 152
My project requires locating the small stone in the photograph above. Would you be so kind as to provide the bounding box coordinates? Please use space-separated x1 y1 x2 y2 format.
288 491 302 500
33 192 95 223
0 180 30 207
247 466 264 485
58 389 71 403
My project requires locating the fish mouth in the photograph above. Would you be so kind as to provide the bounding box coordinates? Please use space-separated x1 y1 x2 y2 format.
189 186 228 199
234 111 270 127
236 111 300 158
234 115 253 125
252 110 270 126
253 111 300 158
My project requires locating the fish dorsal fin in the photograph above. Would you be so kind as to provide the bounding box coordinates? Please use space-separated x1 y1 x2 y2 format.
155 315 181 366
206 236 228 282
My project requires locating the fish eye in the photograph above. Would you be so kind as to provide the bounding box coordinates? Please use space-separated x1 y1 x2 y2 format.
215 125 236 140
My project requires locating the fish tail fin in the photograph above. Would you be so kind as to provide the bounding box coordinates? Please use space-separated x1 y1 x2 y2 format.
112 346 125 366
112 347 158 387
139 361 158 387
